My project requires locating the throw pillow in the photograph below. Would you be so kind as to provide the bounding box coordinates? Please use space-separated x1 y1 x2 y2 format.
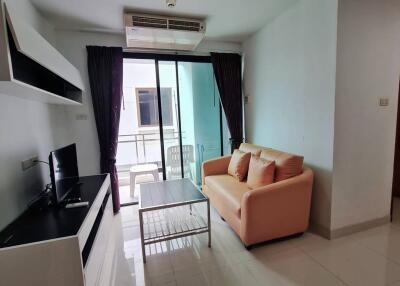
247 155 275 189
228 149 251 181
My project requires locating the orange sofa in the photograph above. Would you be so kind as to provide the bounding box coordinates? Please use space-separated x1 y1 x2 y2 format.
202 143 314 247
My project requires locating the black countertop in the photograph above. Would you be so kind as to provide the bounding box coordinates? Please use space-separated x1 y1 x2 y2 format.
0 174 108 248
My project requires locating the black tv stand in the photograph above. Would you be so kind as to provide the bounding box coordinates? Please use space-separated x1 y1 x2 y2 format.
0 174 114 286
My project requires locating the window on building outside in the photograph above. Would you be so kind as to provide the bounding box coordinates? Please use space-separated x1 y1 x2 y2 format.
136 88 173 127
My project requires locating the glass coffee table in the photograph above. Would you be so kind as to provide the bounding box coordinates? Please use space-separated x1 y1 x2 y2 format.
138 178 211 263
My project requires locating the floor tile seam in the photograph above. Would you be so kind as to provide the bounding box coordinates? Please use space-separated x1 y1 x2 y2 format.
346 233 400 270
297 246 351 286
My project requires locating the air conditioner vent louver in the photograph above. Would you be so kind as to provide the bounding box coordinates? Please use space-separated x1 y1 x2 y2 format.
132 15 168 29
168 19 201 32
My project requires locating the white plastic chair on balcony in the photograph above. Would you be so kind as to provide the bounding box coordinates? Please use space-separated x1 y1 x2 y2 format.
166 145 194 179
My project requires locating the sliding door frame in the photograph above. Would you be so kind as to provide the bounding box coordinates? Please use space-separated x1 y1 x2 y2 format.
123 52 212 63
174 61 185 179
154 60 167 181
123 52 225 182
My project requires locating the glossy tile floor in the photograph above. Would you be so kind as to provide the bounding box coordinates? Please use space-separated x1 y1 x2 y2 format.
108 197 400 286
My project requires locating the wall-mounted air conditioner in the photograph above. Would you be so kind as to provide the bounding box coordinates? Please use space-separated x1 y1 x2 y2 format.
124 13 206 51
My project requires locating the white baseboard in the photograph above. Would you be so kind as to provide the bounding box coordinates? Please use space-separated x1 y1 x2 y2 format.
310 215 390 239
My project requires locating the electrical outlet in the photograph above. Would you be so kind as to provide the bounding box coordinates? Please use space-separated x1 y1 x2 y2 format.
21 155 39 171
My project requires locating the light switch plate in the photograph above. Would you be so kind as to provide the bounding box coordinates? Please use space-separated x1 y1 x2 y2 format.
379 98 389 107
21 156 38 171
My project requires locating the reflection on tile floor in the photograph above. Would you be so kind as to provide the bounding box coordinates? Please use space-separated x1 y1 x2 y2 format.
108 197 400 286
119 185 137 205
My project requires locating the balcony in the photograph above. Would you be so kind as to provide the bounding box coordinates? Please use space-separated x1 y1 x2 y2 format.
116 130 181 185
117 58 230 205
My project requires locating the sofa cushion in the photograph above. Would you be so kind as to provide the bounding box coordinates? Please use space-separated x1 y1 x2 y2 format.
228 149 251 181
205 175 250 218
247 155 275 189
260 148 303 182
239 143 262 156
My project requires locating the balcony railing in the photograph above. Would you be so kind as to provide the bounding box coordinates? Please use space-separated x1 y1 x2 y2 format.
116 131 181 169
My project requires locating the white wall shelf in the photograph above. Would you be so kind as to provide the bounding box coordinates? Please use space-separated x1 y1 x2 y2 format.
0 79 82 105
0 1 84 105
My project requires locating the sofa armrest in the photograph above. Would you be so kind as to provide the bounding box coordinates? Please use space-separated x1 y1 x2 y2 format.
202 155 232 185
240 167 314 245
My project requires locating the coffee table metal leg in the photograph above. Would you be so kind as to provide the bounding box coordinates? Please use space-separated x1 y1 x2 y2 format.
139 210 146 263
207 199 211 247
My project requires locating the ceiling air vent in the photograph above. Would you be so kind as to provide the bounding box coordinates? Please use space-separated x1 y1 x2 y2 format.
124 13 206 51
168 19 202 32
131 15 168 29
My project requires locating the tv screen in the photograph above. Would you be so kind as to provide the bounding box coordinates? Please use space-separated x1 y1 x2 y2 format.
49 144 79 204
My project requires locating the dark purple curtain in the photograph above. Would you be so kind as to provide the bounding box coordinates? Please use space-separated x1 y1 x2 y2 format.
211 52 243 152
87 46 123 213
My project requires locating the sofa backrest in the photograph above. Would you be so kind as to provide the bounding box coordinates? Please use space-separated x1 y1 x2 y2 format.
239 143 262 156
239 143 304 182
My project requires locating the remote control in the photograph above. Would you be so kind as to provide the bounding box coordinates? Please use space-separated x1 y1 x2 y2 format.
65 201 89 209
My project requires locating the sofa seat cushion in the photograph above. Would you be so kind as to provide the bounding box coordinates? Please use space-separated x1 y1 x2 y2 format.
260 148 303 182
205 175 250 218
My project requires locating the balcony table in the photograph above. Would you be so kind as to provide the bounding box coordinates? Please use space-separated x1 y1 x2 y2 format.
130 164 159 197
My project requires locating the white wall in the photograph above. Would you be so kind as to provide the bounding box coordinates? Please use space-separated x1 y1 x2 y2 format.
55 30 241 176
0 0 72 230
196 40 242 54
242 0 338 230
54 31 125 176
331 0 400 230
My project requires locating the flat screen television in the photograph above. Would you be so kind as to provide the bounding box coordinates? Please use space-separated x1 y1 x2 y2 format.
49 144 80 204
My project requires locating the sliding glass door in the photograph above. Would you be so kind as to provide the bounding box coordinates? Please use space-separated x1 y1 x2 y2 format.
117 58 163 205
117 54 229 204
178 62 223 185
158 61 183 181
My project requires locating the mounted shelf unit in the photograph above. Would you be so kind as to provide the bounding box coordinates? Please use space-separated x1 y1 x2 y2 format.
0 2 84 105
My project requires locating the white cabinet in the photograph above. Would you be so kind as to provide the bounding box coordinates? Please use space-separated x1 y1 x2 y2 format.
0 175 114 286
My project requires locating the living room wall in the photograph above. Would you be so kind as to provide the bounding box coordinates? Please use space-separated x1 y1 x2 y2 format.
54 30 242 178
331 0 400 233
244 0 400 237
0 0 71 230
242 0 338 233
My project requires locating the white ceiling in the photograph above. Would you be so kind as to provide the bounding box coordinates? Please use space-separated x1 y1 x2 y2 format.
30 0 297 43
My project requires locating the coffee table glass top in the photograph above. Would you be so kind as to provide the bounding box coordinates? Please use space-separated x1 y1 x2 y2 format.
139 178 206 209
